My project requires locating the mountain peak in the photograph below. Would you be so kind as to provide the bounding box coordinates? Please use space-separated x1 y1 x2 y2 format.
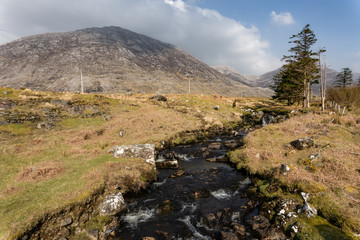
0 26 271 97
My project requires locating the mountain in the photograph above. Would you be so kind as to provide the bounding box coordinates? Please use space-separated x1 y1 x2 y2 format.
212 65 253 87
0 26 270 97
212 65 274 96
245 68 281 89
213 64 360 96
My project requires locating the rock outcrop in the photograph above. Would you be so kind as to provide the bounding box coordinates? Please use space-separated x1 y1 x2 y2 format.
290 137 314 150
98 192 127 216
110 144 156 166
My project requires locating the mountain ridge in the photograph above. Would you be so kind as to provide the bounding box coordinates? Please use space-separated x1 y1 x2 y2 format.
214 65 360 95
0 26 271 97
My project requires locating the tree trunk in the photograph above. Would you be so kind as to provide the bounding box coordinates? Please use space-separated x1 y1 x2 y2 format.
306 82 311 108
322 61 327 111
303 79 307 108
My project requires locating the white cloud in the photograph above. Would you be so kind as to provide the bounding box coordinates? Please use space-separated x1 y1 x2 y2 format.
0 0 281 74
270 11 295 26
164 0 187 12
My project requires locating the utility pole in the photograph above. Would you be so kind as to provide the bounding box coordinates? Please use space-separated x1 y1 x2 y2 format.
188 77 191 94
80 70 84 94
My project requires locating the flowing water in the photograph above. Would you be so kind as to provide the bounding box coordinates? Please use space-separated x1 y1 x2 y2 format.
113 133 258 239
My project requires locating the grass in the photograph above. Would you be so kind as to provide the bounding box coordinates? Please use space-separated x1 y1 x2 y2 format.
229 112 360 237
1 88 278 239
0 123 33 135
294 217 354 240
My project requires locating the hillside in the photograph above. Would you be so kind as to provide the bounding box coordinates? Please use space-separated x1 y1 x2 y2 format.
0 26 270 97
0 86 276 239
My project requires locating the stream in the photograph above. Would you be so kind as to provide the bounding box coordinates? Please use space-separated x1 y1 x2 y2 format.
112 132 261 240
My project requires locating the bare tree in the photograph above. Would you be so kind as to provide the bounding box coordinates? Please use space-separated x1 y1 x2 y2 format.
318 49 326 111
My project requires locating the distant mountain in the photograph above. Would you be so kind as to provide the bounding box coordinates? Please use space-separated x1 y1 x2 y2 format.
212 65 253 87
212 65 274 96
0 26 271 97
213 64 360 96
244 68 281 89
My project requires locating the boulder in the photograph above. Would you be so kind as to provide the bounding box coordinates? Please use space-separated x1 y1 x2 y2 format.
302 203 317 218
204 213 218 228
220 231 238 240
164 151 180 160
208 142 222 150
156 158 178 169
290 137 314 150
206 155 228 163
300 191 317 218
57 228 70 239
231 223 246 239
110 144 156 166
98 192 127 216
86 229 99 240
261 114 274 127
59 217 73 227
246 214 271 239
280 164 293 175
149 95 167 101
170 170 186 178
0 120 8 126
36 121 53 129
224 140 239 149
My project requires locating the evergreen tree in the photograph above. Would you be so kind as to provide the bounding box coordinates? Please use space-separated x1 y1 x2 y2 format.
357 76 360 86
275 24 319 108
272 63 303 105
334 67 353 88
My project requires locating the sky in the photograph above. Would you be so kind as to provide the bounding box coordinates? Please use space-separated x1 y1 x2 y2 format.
0 0 359 75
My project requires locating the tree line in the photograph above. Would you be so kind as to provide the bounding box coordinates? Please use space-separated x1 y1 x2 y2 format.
272 24 359 109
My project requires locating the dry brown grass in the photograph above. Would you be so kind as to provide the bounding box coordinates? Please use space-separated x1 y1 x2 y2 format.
231 112 360 232
1 88 280 239
17 161 63 182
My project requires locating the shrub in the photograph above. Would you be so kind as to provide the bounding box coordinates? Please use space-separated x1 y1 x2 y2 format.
327 86 360 109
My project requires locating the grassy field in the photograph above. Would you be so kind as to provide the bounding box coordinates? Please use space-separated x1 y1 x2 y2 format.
3 86 359 239
229 112 360 239
0 87 272 239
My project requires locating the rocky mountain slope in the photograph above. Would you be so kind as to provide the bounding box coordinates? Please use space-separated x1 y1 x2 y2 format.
212 65 274 96
0 26 270 97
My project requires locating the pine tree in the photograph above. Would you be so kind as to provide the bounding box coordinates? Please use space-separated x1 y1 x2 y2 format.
334 67 353 88
272 63 303 105
278 24 319 108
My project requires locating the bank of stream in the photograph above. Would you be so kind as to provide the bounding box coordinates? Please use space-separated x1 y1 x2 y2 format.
111 131 285 240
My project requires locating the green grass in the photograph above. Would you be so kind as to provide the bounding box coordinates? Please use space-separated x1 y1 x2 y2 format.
295 217 354 240
0 88 283 239
0 123 33 135
61 117 106 129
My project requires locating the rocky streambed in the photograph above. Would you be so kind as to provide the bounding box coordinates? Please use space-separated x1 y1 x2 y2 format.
109 132 287 240
13 110 297 240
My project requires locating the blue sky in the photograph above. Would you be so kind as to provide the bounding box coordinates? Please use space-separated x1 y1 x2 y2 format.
196 0 360 73
0 0 359 75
